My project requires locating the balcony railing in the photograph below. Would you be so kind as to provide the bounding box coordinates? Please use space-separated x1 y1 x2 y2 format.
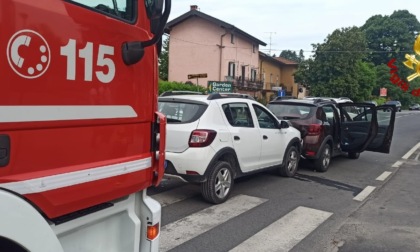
226 76 263 90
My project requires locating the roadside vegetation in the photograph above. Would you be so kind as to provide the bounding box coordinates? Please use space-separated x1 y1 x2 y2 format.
159 10 420 108
293 10 420 108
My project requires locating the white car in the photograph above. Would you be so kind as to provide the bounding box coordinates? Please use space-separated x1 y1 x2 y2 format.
158 93 301 204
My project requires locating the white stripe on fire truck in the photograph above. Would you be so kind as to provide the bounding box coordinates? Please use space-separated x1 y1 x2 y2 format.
0 105 137 123
0 157 152 194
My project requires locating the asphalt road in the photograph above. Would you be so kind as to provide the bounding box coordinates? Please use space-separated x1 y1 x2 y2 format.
148 110 420 252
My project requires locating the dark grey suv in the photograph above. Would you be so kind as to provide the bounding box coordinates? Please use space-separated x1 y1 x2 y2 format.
267 98 397 172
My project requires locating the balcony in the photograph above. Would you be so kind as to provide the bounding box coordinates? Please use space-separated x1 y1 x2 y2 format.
226 76 263 90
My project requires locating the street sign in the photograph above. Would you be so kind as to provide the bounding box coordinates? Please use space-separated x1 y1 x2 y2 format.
208 81 233 93
278 90 286 97
380 87 387 97
188 73 207 79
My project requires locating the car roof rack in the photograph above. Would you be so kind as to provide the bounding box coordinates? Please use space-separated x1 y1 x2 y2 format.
314 98 336 103
207 93 255 100
272 96 297 101
160 90 204 97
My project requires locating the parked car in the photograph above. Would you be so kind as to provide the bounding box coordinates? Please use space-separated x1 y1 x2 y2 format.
384 100 402 112
364 101 378 106
158 92 302 204
271 96 297 101
409 103 420 110
266 98 396 172
304 97 353 103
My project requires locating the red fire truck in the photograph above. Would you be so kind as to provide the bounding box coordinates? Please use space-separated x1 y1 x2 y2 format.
0 0 169 251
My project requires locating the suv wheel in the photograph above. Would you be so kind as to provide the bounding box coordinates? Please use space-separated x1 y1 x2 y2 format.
314 144 331 172
201 161 234 204
278 145 299 177
348 152 360 159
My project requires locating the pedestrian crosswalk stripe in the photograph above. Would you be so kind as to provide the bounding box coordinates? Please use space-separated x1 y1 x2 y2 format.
229 206 333 252
151 185 200 207
160 194 267 252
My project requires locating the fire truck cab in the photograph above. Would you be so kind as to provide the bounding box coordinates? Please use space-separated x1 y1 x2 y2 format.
0 0 169 251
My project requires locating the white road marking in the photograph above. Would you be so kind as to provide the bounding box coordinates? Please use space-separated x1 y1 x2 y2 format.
402 142 420 159
353 186 376 201
152 185 200 207
392 161 404 168
376 171 392 181
229 206 333 252
160 194 267 252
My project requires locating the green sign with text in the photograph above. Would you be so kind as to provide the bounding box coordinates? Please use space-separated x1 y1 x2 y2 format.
208 81 233 93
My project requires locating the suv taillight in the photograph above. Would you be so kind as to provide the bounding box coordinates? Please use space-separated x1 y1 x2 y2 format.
189 130 217 147
307 124 322 136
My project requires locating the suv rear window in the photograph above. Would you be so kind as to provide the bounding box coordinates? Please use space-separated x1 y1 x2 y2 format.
158 101 207 123
267 104 314 120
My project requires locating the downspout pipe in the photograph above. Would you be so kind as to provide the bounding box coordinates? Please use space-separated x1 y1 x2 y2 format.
218 31 228 81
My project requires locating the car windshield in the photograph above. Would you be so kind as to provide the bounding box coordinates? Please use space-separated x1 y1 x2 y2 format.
267 104 314 120
158 101 207 123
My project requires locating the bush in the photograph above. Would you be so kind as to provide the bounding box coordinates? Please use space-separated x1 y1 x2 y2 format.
372 97 387 106
158 80 207 95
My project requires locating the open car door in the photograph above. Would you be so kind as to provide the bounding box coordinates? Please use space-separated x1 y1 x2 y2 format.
338 103 396 154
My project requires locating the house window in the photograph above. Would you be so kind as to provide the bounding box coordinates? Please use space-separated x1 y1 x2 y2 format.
228 62 236 78
251 69 257 82
252 44 257 53
231 34 235 44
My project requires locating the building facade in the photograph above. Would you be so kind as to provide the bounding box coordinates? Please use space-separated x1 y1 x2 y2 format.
259 53 299 102
165 5 266 96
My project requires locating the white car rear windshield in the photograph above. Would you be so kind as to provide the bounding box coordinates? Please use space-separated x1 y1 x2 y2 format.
158 101 207 123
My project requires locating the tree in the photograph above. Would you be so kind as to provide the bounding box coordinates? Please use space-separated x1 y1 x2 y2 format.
298 49 305 63
158 36 169 81
362 10 420 73
295 27 371 100
279 50 299 63
353 61 376 101
362 10 420 105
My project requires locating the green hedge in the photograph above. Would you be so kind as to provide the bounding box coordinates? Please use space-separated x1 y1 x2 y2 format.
158 80 207 95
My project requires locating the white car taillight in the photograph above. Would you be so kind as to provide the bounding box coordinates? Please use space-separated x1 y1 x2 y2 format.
189 130 217 147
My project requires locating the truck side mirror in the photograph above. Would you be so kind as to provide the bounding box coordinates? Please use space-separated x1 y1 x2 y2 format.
122 0 171 65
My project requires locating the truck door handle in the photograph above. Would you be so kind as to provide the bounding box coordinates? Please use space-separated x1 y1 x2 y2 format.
234 136 240 141
263 135 268 140
0 135 10 167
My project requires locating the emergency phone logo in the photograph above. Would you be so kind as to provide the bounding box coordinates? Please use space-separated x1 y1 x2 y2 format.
7 29 51 79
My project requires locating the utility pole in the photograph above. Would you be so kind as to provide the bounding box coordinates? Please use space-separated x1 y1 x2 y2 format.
265 32 276 56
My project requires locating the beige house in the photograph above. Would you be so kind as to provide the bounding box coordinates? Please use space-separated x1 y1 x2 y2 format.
259 52 300 102
165 5 266 96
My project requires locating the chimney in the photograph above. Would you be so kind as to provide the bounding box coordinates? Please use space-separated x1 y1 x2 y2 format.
190 5 198 11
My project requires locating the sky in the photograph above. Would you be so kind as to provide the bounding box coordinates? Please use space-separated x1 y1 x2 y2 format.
167 0 420 58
